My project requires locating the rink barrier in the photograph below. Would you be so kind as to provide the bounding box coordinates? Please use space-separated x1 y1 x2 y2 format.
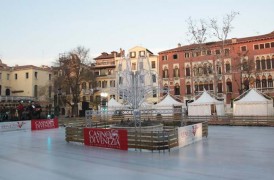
0 118 59 132
65 121 208 152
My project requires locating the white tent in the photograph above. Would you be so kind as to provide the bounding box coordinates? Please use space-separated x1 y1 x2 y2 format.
188 90 225 116
154 94 185 115
233 89 274 116
107 98 124 112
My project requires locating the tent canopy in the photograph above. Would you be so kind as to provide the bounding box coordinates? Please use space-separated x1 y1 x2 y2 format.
234 88 272 104
155 94 184 107
190 90 223 105
107 98 123 108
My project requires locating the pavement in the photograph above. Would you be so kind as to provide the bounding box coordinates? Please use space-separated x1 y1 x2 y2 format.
0 126 274 180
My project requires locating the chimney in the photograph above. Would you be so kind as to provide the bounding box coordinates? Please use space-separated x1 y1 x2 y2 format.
178 43 181 47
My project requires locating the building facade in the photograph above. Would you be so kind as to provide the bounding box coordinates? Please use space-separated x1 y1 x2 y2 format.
159 31 274 110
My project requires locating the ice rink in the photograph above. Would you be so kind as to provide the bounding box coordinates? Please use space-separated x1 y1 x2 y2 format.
1 126 274 180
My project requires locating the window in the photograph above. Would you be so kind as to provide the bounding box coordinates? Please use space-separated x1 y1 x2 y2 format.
162 55 167 61
102 81 107 88
207 50 211 55
215 49 221 55
256 77 261 88
271 42 274 48
49 74 51 80
132 63 136 70
199 82 203 91
139 51 145 57
267 56 271 69
272 55 274 69
35 72 38 79
34 85 38 98
0 73 1 79
7 74 10 80
153 89 157 97
261 57 266 70
174 84 180 95
130 52 136 58
203 64 208 74
225 63 231 73
173 67 179 78
204 82 209 90
15 74 18 80
242 60 248 71
186 67 190 76
241 46 247 51
26 72 29 79
256 59 261 70
163 85 168 96
173 54 178 59
163 68 169 78
152 74 156 83
224 49 230 56
90 95 94 102
268 76 273 88
217 82 222 93
262 77 267 88
209 81 213 91
98 81 101 87
49 86 52 98
260 44 265 49
110 95 115 99
265 43 270 48
186 82 191 95
151 61 156 69
185 53 190 58
226 80 232 92
254 44 259 50
119 77 123 85
110 80 115 87
82 82 86 90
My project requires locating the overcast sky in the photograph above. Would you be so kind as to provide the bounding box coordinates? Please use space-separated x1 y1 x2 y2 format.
1 0 274 67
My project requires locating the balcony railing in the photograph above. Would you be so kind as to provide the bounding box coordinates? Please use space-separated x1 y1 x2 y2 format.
0 96 36 102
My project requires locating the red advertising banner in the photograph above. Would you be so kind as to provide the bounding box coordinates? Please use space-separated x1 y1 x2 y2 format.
31 118 59 130
84 128 128 151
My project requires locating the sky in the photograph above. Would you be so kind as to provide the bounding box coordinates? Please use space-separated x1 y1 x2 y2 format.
0 0 274 67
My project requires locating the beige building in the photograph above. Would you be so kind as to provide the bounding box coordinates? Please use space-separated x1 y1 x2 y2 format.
0 60 53 105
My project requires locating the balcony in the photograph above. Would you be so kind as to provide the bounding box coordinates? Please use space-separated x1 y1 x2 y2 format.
94 61 115 68
0 96 36 102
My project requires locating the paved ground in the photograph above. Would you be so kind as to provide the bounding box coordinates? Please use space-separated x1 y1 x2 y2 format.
0 126 274 180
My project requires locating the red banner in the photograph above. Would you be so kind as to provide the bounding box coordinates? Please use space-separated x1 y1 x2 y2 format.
84 128 128 151
31 118 59 130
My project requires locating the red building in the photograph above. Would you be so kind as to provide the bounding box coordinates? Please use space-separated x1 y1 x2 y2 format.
158 31 274 109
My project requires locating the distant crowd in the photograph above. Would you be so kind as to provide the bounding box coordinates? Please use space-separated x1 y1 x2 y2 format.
0 101 52 121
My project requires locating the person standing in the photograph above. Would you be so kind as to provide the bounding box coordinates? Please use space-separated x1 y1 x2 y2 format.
17 102 24 120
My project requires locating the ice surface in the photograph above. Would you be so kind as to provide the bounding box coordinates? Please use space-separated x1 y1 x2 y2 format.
0 126 274 180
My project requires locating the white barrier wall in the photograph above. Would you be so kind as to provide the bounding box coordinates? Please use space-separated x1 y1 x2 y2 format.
178 123 202 148
0 121 31 132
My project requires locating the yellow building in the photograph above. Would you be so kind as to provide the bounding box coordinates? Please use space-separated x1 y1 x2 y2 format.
0 60 53 105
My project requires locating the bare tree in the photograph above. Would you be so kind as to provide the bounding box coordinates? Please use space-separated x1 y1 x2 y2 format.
53 46 95 117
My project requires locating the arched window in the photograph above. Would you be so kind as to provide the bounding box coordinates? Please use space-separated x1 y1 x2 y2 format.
243 77 249 90
226 78 232 92
185 66 190 76
208 64 213 74
174 83 180 95
199 81 203 91
163 67 169 78
98 81 101 87
5 88 10 96
266 56 271 69
194 82 198 93
204 81 209 90
261 56 266 70
250 76 255 88
272 55 274 69
209 81 213 91
198 65 203 75
262 75 267 88
203 64 208 75
163 84 168 96
193 66 197 76
268 75 273 88
256 76 261 88
186 82 191 95
256 57 261 70
225 62 231 73
217 81 222 93
82 82 86 90
173 66 179 78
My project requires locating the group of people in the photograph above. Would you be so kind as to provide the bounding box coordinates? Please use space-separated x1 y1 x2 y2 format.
17 101 42 120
